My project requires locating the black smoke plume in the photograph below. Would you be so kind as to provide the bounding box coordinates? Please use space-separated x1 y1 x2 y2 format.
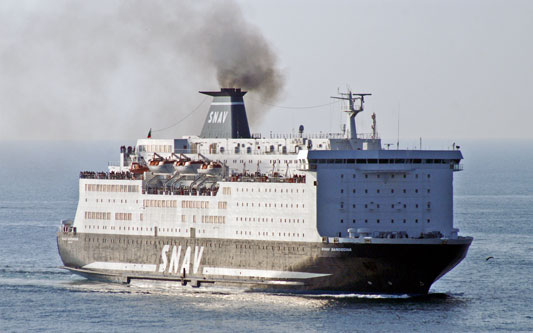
0 0 284 140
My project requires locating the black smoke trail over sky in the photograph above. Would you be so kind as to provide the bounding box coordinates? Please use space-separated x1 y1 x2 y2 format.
0 0 284 140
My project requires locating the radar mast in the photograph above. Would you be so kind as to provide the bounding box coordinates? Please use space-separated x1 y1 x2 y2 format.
331 91 371 139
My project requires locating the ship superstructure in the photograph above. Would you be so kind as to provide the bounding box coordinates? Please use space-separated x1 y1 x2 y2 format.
58 88 472 294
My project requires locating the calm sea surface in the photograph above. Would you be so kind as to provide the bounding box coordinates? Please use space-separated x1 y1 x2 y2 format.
0 140 531 332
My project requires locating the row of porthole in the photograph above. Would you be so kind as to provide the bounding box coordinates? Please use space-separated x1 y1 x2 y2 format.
86 225 153 231
236 217 305 223
235 230 305 238
158 228 208 234
341 188 430 194
236 202 304 208
235 244 306 252
340 173 430 179
236 188 304 193
340 218 431 224
82 237 310 253
341 203 429 209
83 238 222 247
85 225 213 235
84 237 227 248
227 158 297 164
88 198 136 204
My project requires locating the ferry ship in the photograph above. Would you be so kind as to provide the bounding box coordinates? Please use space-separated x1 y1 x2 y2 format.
57 88 472 294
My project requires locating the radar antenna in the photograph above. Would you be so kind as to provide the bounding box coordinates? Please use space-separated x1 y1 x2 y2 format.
331 91 372 139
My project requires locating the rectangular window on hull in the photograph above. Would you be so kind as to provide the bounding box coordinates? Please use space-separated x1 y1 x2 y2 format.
85 184 139 193
144 200 178 208
84 211 111 220
201 215 226 224
182 201 209 209
115 213 132 221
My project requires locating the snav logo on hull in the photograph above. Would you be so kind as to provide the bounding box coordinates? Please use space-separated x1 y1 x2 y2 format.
158 245 204 274
207 111 229 124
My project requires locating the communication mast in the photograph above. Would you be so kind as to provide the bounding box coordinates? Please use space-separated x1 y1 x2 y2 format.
331 91 372 139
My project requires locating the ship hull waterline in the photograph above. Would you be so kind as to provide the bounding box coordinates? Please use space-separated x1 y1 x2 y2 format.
57 232 472 295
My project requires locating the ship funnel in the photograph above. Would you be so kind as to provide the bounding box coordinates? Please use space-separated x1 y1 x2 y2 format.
199 88 251 138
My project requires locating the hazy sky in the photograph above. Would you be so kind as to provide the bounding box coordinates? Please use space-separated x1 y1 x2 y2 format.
1 0 531 142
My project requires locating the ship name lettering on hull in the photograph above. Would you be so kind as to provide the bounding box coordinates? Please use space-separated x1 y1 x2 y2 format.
158 245 204 274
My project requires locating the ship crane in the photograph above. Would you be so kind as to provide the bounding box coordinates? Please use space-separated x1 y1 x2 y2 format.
331 91 371 139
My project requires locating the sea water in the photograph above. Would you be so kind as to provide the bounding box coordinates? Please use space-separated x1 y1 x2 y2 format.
0 140 531 332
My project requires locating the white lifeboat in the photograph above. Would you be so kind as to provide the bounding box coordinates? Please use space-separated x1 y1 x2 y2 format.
197 162 223 175
175 160 203 174
129 162 149 175
147 153 175 173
